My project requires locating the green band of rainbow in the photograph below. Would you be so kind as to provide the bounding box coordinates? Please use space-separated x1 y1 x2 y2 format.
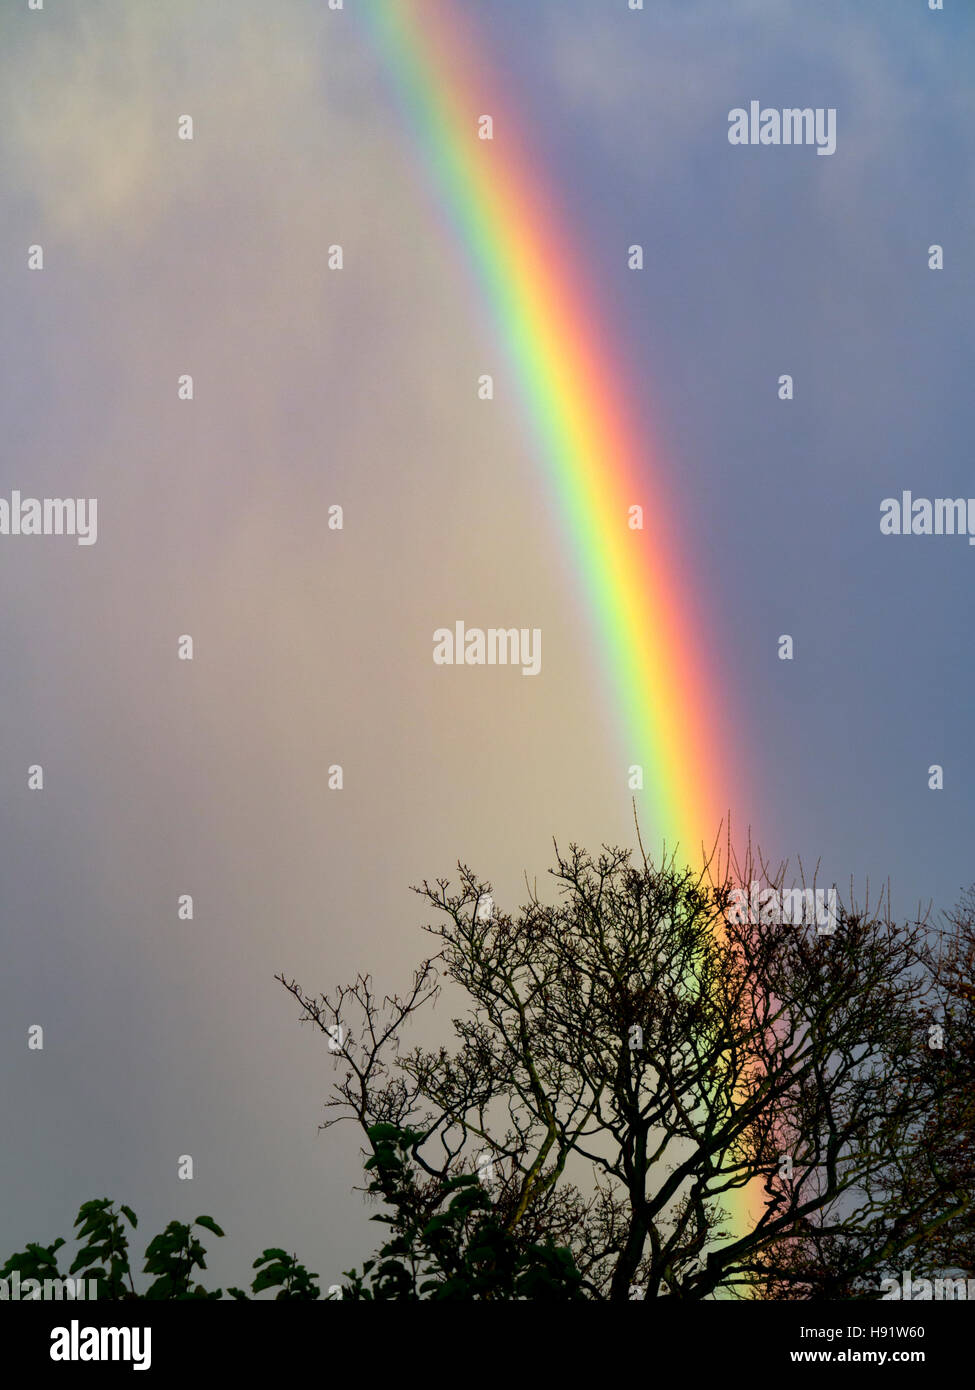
360 0 759 1253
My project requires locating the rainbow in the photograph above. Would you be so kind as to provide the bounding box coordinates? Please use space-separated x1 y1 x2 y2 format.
358 0 759 1264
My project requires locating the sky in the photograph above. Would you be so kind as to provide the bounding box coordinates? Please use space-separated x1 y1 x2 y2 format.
1 0 973 1291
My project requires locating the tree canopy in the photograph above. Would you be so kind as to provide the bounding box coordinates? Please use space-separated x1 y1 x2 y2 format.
281 839 973 1300
5 836 972 1301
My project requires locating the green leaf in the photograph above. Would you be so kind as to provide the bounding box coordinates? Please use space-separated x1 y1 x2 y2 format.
74 1199 111 1224
194 1216 224 1239
144 1274 174 1301
253 1248 288 1266
69 1245 106 1275
420 1215 454 1238
252 1265 291 1294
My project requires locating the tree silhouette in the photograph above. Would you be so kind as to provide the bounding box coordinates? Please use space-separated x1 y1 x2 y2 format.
0 1197 322 1301
5 839 970 1302
280 838 970 1300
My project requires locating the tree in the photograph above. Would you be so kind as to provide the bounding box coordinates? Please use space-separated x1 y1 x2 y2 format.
759 884 975 1299
6 839 967 1303
339 1122 583 1300
874 885 975 1287
280 837 969 1300
0 1198 321 1301
923 885 975 1275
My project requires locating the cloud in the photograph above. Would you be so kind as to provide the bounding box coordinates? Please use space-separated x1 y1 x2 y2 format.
540 0 975 189
1 0 322 246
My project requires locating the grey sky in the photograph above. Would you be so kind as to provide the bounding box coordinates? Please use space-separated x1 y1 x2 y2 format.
1 0 971 1289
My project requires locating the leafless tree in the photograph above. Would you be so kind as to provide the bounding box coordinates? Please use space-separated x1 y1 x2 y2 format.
279 835 969 1300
